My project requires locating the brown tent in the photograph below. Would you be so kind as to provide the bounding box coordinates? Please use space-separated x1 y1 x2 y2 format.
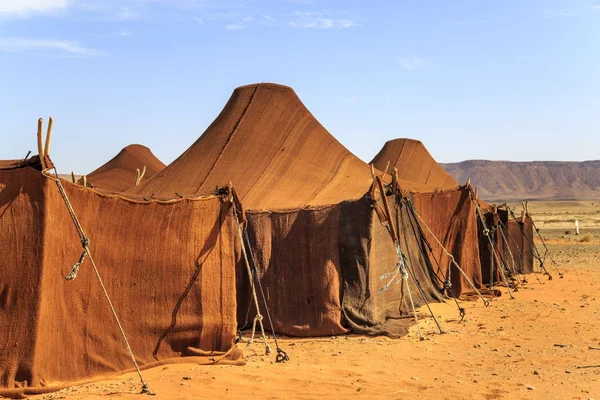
130 83 444 338
371 139 486 299
505 210 535 274
0 156 240 396
82 144 165 192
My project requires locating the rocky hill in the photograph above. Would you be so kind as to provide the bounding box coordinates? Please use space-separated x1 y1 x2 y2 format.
442 160 600 201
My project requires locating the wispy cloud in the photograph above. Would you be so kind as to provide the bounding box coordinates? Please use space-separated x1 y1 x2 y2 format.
0 37 99 56
399 56 425 70
288 11 359 29
117 6 138 20
224 24 244 30
345 96 358 105
193 17 203 24
592 5 600 11
543 9 577 18
0 0 67 15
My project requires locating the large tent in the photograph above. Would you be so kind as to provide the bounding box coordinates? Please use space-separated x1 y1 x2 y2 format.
82 144 165 192
0 152 240 396
131 83 444 337
371 139 486 299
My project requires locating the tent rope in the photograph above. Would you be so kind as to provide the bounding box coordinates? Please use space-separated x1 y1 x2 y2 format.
472 200 515 299
527 206 563 278
242 228 289 363
498 218 542 284
48 172 152 395
497 223 526 288
507 206 552 279
397 217 445 334
232 209 272 355
404 198 490 307
402 199 467 320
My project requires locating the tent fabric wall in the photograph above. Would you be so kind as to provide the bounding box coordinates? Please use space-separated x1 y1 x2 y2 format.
0 164 240 396
477 205 506 286
340 195 443 338
507 217 535 274
409 188 485 298
237 194 444 338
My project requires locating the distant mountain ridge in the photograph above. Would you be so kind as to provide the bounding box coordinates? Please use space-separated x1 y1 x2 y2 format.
442 160 600 201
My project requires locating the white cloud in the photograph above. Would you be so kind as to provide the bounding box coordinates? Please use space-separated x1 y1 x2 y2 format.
399 56 425 70
118 30 131 37
289 16 358 29
345 96 358 105
543 9 577 18
224 24 244 30
117 6 138 20
0 37 98 56
0 0 67 15
193 17 203 23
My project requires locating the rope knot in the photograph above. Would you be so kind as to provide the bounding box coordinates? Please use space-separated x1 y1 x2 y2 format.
483 229 490 236
81 236 90 248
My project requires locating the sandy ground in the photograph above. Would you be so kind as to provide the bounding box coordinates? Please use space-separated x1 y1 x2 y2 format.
33 203 600 400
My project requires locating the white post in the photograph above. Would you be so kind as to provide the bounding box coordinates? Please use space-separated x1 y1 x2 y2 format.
575 220 579 235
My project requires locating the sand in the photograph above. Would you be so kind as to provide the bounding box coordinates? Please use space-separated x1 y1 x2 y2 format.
32 203 600 400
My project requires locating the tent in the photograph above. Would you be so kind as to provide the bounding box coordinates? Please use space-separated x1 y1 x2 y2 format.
130 83 444 338
0 150 240 396
81 144 165 192
371 139 487 299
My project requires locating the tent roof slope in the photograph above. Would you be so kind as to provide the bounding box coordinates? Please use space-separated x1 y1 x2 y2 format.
371 138 460 192
130 83 373 209
86 144 166 192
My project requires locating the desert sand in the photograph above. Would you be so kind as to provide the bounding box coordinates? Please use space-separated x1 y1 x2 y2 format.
33 202 600 400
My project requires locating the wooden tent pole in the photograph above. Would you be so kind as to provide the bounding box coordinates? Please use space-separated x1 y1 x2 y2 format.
44 116 53 157
37 118 46 170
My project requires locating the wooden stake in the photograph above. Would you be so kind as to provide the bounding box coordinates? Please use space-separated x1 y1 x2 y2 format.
136 165 146 186
71 172 77 183
382 161 390 177
44 117 53 156
37 118 46 170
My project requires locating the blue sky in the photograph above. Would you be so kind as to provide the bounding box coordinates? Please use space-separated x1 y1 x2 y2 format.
1 0 599 174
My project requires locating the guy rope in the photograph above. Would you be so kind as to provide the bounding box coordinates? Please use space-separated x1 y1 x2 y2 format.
372 170 446 339
471 190 515 299
37 117 152 395
522 201 563 278
402 192 490 308
507 204 553 280
497 215 542 284
229 187 289 363
402 197 468 321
